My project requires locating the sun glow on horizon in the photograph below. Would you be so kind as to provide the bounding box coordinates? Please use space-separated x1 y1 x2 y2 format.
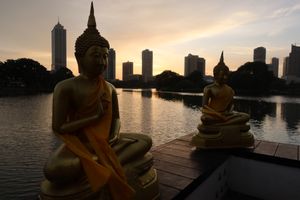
1 1 299 79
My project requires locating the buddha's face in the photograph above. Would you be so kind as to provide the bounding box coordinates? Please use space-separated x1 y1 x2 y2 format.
214 70 228 85
80 45 108 78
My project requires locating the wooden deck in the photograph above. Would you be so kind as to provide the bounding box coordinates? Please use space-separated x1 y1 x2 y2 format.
151 134 300 200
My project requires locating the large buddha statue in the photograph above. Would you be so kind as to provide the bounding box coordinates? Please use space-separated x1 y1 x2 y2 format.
40 3 159 200
191 52 254 149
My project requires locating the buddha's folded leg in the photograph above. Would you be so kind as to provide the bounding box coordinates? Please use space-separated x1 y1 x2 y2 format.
44 144 84 184
201 114 224 125
223 112 250 125
112 133 152 165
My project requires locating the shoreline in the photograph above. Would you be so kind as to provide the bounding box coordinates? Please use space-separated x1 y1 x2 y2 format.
2 86 300 98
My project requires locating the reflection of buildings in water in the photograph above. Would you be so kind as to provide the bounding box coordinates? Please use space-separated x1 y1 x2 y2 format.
155 92 182 102
268 103 276 118
234 99 276 119
182 96 202 110
234 99 277 130
281 103 300 131
141 90 152 98
118 90 141 133
155 92 202 109
141 93 153 136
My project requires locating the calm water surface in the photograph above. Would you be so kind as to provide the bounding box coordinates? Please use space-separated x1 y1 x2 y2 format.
0 89 300 199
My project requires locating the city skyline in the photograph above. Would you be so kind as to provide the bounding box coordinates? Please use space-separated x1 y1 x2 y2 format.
1 1 300 79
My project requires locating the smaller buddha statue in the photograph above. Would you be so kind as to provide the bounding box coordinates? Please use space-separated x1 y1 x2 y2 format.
40 2 159 200
191 52 254 149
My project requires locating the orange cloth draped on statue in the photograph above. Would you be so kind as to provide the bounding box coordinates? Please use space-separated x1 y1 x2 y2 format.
57 76 134 200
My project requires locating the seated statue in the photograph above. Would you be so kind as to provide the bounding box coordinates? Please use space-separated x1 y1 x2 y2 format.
191 52 254 149
40 3 159 200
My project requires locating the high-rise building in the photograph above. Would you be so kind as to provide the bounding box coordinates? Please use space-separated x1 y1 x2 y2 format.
288 45 300 76
283 45 300 83
122 61 133 81
269 57 279 77
104 48 116 80
253 47 266 63
282 56 289 77
184 54 206 76
51 21 66 71
142 49 153 82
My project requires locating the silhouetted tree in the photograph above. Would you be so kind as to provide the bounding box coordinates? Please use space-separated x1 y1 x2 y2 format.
51 67 74 89
229 61 274 94
0 58 74 95
186 70 208 89
0 58 50 89
155 70 184 90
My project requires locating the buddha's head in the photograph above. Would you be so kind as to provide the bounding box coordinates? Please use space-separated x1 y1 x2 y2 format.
213 52 229 85
75 2 109 78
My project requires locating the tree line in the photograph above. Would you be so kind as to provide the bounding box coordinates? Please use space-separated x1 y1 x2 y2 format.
1 58 300 96
0 58 74 96
154 61 300 96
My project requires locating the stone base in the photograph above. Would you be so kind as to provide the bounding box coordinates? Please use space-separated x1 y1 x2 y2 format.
128 167 160 200
40 177 99 200
40 152 159 200
191 124 254 149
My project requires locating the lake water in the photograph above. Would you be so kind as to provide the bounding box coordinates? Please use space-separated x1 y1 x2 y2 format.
0 89 300 199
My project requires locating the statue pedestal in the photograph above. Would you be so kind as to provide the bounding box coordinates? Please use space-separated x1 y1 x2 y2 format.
40 177 101 200
40 134 160 200
40 157 159 200
191 124 254 149
126 167 159 200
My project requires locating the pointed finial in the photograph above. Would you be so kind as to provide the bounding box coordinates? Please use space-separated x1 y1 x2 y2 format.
220 51 224 63
87 2 96 28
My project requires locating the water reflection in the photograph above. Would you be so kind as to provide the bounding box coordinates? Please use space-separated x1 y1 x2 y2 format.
120 89 200 146
234 99 276 121
282 103 300 131
0 94 57 199
141 90 152 98
155 92 202 110
151 90 300 145
141 91 153 136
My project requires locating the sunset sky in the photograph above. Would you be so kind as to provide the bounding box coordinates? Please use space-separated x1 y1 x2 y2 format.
1 0 300 79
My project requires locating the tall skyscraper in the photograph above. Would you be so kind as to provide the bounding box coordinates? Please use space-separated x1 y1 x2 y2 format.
253 47 266 63
104 48 116 80
269 57 279 77
142 49 153 82
51 21 66 71
184 54 206 76
288 45 300 76
282 56 289 77
122 61 133 81
283 45 300 83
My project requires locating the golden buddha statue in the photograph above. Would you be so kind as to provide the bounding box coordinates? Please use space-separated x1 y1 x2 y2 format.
191 52 254 149
40 3 159 200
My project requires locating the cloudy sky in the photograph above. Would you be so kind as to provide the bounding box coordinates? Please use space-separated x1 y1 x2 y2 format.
1 0 300 79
